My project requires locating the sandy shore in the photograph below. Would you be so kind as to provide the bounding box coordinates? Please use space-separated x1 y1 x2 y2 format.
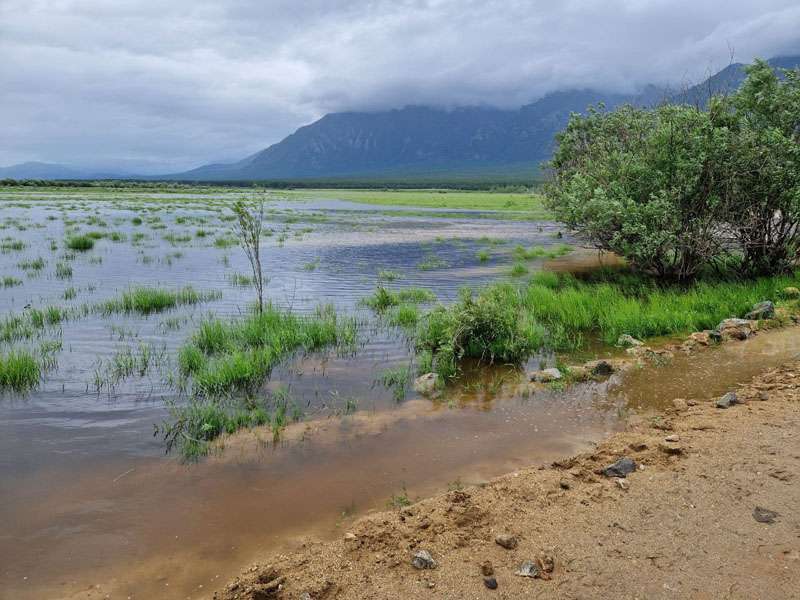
216 360 800 599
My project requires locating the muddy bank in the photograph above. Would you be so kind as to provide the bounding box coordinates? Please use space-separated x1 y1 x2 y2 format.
215 360 800 600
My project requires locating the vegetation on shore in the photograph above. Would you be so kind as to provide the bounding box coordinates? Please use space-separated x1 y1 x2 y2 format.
413 269 800 381
546 60 800 281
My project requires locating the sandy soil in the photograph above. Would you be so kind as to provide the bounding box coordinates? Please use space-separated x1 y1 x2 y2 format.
216 360 800 600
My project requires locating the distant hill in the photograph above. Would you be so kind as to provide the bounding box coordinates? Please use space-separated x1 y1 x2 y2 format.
5 56 798 183
0 161 89 180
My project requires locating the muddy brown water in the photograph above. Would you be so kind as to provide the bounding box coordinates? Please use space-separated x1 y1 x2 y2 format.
1 191 799 599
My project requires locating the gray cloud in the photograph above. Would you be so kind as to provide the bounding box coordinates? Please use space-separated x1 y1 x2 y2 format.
1 0 798 172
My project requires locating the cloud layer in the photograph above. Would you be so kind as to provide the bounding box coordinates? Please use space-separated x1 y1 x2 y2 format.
1 0 798 172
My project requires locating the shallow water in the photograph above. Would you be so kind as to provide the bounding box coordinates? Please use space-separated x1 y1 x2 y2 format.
1 190 796 599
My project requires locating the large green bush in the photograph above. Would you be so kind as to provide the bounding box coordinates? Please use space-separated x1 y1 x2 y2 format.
545 59 800 280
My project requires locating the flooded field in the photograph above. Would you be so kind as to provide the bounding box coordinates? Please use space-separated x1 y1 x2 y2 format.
1 188 798 599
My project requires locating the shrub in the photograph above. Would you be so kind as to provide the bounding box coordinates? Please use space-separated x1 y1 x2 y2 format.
713 60 800 276
545 59 800 280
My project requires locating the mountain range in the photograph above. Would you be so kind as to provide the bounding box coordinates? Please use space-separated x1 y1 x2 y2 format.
3 56 798 182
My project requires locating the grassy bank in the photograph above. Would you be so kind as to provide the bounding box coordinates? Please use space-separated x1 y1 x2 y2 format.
414 269 800 381
295 189 549 217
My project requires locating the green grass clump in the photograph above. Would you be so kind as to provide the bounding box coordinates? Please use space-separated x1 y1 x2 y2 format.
0 350 40 392
65 235 94 251
213 236 237 249
417 255 448 271
476 249 490 262
18 257 45 271
55 262 73 279
0 239 26 252
158 400 273 461
178 303 358 397
362 286 436 311
513 243 574 261
102 286 219 315
2 276 22 288
414 285 545 382
378 365 410 402
388 304 421 328
227 272 254 286
377 270 401 281
510 262 528 277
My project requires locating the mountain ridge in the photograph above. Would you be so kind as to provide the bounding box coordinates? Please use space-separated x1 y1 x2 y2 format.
4 56 798 182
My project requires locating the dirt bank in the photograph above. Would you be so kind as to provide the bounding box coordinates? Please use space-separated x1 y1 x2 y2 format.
217 360 800 600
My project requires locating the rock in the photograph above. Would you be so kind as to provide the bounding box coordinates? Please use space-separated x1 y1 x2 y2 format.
715 391 738 409
411 550 437 569
708 330 723 343
753 506 779 524
559 478 572 490
617 334 643 348
664 434 680 442
480 561 494 576
614 478 629 490
745 301 775 320
626 345 651 357
515 560 541 578
538 554 555 574
343 532 356 541
252 576 285 599
758 391 770 401
413 373 439 396
717 318 756 341
672 398 688 411
601 457 637 478
689 331 710 346
530 367 562 383
495 534 518 549
781 286 800 299
483 577 498 590
659 441 684 455
300 594 312 600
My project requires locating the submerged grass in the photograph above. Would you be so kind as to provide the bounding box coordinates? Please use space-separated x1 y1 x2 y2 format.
164 304 359 459
0 350 40 392
65 235 94 251
362 286 437 311
101 286 220 315
178 303 358 398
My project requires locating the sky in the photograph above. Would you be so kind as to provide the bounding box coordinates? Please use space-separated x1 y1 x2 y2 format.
1 0 799 173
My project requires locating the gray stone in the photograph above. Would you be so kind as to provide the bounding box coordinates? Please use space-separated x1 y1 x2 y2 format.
715 391 738 409
745 301 775 321
413 373 439 396
483 577 498 590
515 560 541 578
617 334 643 348
530 367 562 383
411 549 437 569
717 318 756 341
601 457 637 478
495 534 518 549
753 506 779 524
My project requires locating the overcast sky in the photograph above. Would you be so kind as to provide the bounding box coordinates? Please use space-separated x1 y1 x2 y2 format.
1 0 798 173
